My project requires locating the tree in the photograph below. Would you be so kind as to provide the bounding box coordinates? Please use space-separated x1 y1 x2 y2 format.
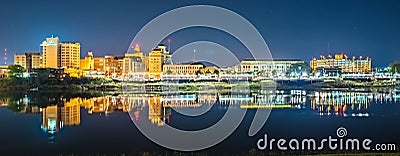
166 69 173 75
8 64 26 78
213 69 220 76
271 69 278 77
389 61 400 73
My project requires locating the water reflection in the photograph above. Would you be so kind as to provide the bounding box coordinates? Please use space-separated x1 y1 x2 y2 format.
0 89 399 135
311 90 400 117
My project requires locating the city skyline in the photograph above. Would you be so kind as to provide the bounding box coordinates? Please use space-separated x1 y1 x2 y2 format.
1 0 400 67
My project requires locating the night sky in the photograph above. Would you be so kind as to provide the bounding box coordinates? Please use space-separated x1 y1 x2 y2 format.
1 0 399 67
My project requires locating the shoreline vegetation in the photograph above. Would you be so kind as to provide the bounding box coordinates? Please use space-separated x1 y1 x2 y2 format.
0 76 399 93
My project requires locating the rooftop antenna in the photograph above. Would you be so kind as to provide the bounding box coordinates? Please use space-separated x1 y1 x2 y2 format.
3 48 7 65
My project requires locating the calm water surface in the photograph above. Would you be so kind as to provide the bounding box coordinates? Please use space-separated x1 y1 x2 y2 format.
0 89 400 155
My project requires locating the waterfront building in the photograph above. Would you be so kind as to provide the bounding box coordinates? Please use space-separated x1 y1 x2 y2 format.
148 44 172 78
115 56 124 78
240 59 304 76
13 54 26 69
80 51 94 71
163 63 204 75
93 57 105 72
30 68 65 79
310 53 372 74
0 65 8 78
41 36 81 69
14 52 41 71
60 42 80 69
26 52 42 71
123 44 147 79
41 36 60 68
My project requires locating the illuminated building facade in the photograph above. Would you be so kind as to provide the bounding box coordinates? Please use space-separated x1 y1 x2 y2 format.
163 64 204 75
93 57 105 72
60 42 81 69
14 52 41 71
148 44 172 78
80 51 94 71
41 36 60 68
0 66 9 78
310 53 372 74
240 59 304 75
26 52 42 71
122 44 147 78
13 54 26 69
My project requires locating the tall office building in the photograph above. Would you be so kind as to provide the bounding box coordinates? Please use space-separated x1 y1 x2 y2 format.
41 36 60 68
148 44 172 78
40 36 81 69
60 42 81 69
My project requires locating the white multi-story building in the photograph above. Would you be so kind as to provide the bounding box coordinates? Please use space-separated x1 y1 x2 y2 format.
239 59 305 75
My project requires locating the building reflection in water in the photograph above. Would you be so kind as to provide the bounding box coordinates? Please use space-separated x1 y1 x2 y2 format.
41 98 80 134
311 90 400 117
1 89 399 133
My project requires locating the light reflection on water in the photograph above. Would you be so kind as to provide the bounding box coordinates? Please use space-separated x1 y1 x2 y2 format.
0 89 399 134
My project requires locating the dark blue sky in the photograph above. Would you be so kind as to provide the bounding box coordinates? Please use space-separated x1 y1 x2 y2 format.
1 0 399 66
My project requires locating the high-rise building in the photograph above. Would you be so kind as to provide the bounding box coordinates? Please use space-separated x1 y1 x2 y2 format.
40 36 81 69
60 42 80 69
25 52 41 71
310 53 372 74
14 54 26 69
148 44 171 78
41 36 60 68
14 52 41 71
